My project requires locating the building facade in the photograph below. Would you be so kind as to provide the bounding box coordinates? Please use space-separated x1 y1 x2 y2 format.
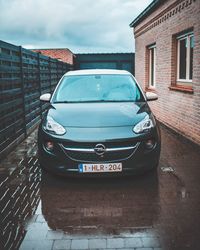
32 48 75 65
130 0 200 145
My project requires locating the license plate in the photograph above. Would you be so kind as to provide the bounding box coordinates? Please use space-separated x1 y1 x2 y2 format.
78 163 122 173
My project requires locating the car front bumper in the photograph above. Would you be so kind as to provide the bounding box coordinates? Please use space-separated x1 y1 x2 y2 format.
38 125 161 176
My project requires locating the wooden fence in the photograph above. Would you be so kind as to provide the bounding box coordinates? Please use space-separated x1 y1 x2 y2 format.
0 40 71 159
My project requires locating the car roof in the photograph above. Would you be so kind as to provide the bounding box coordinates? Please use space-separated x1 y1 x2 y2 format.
64 69 131 76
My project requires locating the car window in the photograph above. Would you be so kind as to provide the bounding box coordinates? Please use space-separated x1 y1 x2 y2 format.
52 74 144 103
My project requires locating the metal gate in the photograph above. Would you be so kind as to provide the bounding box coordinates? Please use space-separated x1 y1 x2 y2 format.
75 53 135 74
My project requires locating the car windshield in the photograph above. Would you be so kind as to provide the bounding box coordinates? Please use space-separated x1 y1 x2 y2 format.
52 74 144 103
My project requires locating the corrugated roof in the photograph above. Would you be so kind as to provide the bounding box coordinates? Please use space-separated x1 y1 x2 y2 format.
129 0 164 28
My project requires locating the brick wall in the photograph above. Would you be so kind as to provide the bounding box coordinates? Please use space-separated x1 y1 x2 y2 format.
32 48 74 65
133 0 200 145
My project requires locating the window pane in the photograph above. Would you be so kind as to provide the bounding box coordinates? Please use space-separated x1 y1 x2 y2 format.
149 47 155 87
189 36 194 80
179 38 187 79
151 49 154 86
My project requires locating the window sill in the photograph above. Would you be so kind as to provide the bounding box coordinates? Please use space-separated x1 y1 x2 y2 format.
177 79 192 83
169 85 193 94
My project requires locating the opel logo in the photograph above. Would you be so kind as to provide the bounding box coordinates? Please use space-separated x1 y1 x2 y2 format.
94 144 106 156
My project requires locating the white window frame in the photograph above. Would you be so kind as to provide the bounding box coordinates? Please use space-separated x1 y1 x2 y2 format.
148 44 156 88
177 32 194 83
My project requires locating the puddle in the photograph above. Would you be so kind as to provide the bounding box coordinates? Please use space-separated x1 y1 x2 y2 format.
161 165 190 200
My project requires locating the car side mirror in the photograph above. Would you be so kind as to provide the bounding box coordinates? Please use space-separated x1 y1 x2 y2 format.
146 92 158 101
40 93 51 102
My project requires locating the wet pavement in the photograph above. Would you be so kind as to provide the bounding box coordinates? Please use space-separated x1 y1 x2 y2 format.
0 125 200 250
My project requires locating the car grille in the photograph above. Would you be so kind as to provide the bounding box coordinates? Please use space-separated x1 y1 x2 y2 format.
60 141 139 162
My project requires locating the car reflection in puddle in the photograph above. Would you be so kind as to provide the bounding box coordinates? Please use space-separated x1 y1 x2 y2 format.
40 172 160 238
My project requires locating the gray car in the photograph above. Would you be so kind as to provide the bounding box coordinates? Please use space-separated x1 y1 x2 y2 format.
38 69 161 176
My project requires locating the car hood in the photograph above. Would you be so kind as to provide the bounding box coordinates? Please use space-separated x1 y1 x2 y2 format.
47 102 151 128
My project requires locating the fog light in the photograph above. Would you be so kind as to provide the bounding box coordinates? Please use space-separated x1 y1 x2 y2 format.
45 141 54 151
145 139 155 150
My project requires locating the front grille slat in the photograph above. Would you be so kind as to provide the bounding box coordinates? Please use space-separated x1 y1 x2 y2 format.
62 141 138 148
60 141 139 163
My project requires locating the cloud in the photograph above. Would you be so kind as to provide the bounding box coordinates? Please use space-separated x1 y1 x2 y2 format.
0 0 151 52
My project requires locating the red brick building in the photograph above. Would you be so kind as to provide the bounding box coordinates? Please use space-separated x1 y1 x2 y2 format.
130 0 200 145
32 48 75 65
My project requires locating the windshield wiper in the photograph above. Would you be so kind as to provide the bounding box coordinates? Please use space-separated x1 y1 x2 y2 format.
53 100 136 103
54 100 107 103
101 100 134 102
53 101 70 103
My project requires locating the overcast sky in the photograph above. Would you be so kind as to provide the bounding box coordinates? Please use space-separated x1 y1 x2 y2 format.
0 0 151 53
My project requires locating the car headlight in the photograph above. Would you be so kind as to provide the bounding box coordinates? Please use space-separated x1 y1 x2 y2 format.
133 115 154 134
43 116 66 135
